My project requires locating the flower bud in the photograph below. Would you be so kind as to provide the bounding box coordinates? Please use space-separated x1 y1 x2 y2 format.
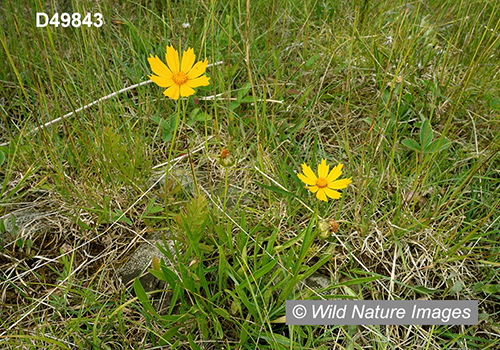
218 148 235 167
318 219 340 239
329 219 339 233
318 219 331 239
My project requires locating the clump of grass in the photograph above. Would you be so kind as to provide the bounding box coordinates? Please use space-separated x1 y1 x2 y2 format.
1 0 499 348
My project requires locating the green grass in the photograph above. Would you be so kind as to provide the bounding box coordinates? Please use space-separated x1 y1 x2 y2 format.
1 0 500 348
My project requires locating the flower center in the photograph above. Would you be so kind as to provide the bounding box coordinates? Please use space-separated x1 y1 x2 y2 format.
316 177 328 188
172 72 188 85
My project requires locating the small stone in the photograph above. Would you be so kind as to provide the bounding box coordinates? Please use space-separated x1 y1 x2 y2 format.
117 232 175 293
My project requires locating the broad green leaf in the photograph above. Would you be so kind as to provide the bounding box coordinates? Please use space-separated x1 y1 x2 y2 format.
157 240 175 262
260 332 291 346
112 210 132 225
401 138 421 152
473 282 500 294
229 101 240 110
449 281 463 294
160 326 181 343
336 276 381 286
148 268 167 282
239 96 254 103
420 119 434 147
189 108 201 121
0 218 6 234
142 198 164 217
161 261 180 290
414 285 440 295
305 54 319 68
428 138 451 153
133 278 160 319
188 334 201 350
235 284 259 319
213 307 231 320
381 88 391 105
237 83 252 101
239 259 278 289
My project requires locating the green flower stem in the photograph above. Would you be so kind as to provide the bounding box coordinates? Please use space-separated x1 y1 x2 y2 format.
164 98 184 210
222 167 229 213
315 200 320 226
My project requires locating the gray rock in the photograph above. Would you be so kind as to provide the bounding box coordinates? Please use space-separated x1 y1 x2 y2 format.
0 208 57 253
305 271 332 292
118 232 175 293
1 208 56 235
117 232 191 315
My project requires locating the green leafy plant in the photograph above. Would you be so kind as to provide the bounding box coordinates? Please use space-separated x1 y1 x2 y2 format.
401 118 451 154
186 108 212 128
0 215 15 251
0 148 5 167
174 194 213 254
100 126 151 185
151 114 177 142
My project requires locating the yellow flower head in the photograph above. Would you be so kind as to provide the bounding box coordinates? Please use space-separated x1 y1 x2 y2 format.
297 159 352 202
148 46 210 100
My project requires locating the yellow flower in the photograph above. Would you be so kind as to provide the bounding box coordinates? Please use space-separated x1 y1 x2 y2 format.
148 46 210 100
297 159 352 202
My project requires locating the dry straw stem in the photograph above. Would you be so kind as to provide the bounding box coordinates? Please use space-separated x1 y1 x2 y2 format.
0 61 224 148
1 241 116 336
0 141 209 332
198 92 283 104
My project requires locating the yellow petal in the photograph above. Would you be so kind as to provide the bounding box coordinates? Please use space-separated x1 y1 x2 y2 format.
148 55 172 78
149 74 174 88
301 164 317 182
187 59 208 79
318 159 329 179
186 75 210 88
163 84 180 100
308 185 319 193
180 48 196 73
166 46 180 73
179 84 195 97
326 163 343 182
316 189 328 202
324 188 341 199
328 178 352 190
297 173 316 186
